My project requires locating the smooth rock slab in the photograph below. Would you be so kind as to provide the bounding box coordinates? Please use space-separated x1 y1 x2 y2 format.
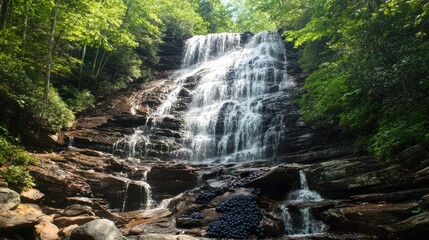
0 188 20 211
20 188 44 203
70 219 125 240
0 203 44 231
63 204 95 217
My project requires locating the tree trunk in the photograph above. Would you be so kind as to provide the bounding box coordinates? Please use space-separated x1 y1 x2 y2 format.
0 0 9 30
23 0 30 42
44 0 59 101
78 44 87 89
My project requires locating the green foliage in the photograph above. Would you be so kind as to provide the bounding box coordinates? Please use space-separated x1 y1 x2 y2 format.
253 0 429 160
0 131 35 191
227 0 276 32
66 90 95 114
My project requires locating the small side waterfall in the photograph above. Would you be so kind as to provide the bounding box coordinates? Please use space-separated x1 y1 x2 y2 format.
281 170 327 236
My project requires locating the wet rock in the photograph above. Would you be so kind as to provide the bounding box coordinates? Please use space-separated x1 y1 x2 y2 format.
306 157 413 198
20 188 44 203
245 165 301 199
138 234 198 240
395 145 428 169
147 165 198 201
54 216 99 228
396 212 429 240
122 208 172 220
93 202 127 224
0 188 20 211
261 215 284 237
176 217 204 228
70 219 125 240
34 216 60 240
323 202 418 238
351 188 429 203
0 203 44 231
63 204 95 217
418 194 429 210
29 161 92 207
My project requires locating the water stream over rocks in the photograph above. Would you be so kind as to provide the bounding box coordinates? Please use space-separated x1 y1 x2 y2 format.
113 31 293 163
24 30 428 240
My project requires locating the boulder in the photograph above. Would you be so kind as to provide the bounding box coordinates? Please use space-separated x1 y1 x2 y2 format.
261 215 284 237
34 216 60 240
395 145 428 169
20 188 45 203
396 212 429 240
54 216 99 228
70 219 125 240
58 224 79 240
245 165 301 199
0 188 20 211
0 203 44 231
63 204 95 217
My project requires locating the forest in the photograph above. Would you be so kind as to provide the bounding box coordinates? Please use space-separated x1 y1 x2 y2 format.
0 0 428 188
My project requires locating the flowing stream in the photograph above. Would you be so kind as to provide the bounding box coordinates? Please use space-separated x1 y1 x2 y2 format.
281 170 327 235
112 31 326 235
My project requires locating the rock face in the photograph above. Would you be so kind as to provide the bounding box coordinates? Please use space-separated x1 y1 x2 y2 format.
305 157 414 198
147 164 198 201
0 188 20 211
70 219 124 240
0 203 44 231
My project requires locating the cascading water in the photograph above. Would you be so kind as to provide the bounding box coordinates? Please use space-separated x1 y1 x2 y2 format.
281 170 327 235
172 31 292 163
114 31 292 163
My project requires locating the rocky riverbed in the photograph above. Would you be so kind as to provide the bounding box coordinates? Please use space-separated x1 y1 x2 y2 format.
2 33 429 240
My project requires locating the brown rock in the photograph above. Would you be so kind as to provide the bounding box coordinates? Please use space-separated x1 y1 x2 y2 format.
306 157 413 198
63 204 95 217
121 208 172 220
147 164 198 201
34 220 60 240
351 188 429 203
323 202 418 237
176 217 204 228
261 215 284 237
54 216 99 228
396 212 429 240
418 194 429 210
138 234 198 240
395 145 428 168
129 225 145 235
0 188 20 211
0 203 44 231
20 188 45 203
245 165 301 199
58 224 79 240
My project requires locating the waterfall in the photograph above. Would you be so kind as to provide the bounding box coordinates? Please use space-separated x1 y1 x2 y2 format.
114 31 292 163
281 170 326 236
172 31 292 163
